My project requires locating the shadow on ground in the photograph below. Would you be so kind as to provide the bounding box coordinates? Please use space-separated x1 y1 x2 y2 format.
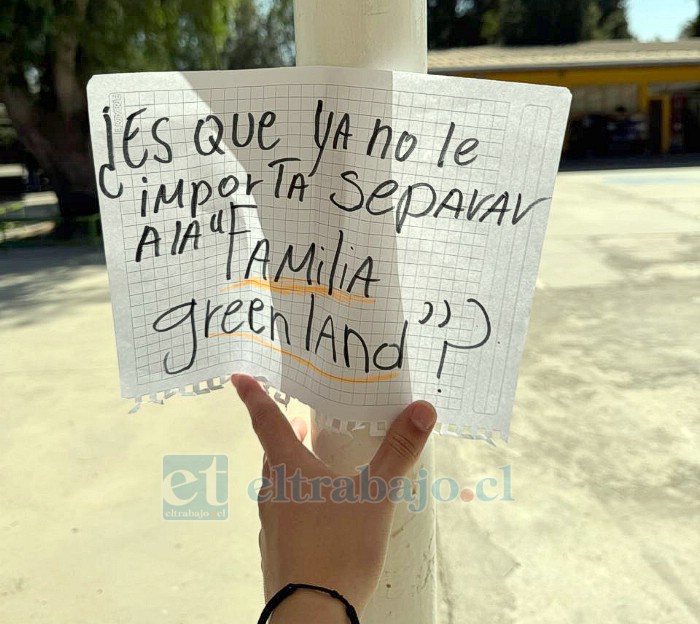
0 247 108 328
560 153 700 172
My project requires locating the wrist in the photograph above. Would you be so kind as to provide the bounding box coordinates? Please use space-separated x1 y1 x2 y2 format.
270 587 352 624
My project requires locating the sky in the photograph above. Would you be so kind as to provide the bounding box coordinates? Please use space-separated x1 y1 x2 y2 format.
266 0 698 43
627 0 698 40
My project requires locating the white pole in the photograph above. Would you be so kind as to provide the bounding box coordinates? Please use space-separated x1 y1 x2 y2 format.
293 3 435 624
294 1 427 73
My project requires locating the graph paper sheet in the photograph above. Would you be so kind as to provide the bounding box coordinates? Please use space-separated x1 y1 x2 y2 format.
87 66 570 440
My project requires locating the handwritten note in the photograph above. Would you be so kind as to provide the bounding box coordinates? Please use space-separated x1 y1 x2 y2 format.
87 66 570 439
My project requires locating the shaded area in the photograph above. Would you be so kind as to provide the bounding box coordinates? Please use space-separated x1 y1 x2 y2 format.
560 152 700 172
0 247 107 328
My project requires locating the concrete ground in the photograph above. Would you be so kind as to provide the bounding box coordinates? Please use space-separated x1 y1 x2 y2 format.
1 166 698 623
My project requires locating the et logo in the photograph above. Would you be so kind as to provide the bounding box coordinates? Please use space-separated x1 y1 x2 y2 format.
162 455 228 521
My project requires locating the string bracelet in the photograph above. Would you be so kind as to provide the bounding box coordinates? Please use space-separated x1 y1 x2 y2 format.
257 583 360 624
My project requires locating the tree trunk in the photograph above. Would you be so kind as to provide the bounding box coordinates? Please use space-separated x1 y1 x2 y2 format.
1 0 96 231
2 83 97 227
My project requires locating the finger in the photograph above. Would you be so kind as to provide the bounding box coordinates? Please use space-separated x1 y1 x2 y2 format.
290 416 308 443
369 401 436 481
232 374 299 463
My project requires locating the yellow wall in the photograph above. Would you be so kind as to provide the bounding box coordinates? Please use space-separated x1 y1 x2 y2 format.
456 64 700 89
454 63 700 153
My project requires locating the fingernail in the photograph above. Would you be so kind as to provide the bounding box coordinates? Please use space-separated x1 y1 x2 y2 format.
411 402 437 431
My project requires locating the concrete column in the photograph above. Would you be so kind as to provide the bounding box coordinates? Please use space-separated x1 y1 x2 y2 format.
294 2 436 623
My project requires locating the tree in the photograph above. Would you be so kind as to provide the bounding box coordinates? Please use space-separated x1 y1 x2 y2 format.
597 0 631 39
223 0 295 69
427 0 631 48
428 0 501 48
499 0 632 45
0 0 293 229
500 0 602 45
681 0 700 37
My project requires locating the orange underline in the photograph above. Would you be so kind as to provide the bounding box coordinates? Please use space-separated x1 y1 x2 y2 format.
220 277 374 305
209 331 397 384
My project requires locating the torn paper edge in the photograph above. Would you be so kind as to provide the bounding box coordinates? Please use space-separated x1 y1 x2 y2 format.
126 373 500 444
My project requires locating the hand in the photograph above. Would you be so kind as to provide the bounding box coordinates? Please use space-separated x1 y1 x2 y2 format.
231 374 436 622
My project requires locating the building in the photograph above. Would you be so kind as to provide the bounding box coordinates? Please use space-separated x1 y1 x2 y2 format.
429 39 700 156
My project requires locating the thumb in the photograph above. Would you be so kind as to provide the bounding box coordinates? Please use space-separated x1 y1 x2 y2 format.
369 401 436 481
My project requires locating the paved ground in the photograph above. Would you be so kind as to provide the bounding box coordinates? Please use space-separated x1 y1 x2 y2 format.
438 167 700 624
1 167 698 623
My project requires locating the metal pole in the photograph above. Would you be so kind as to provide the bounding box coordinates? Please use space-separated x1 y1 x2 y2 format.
293 3 435 623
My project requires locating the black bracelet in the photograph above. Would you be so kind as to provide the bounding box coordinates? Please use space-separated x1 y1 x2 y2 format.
257 583 360 624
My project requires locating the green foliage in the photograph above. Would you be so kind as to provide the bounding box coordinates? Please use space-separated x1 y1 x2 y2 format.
680 0 700 37
0 0 295 113
500 0 610 45
0 0 294 225
427 0 632 48
0 123 17 148
597 0 632 39
81 0 232 74
499 0 633 45
428 0 501 48
223 0 295 69
1 0 235 90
